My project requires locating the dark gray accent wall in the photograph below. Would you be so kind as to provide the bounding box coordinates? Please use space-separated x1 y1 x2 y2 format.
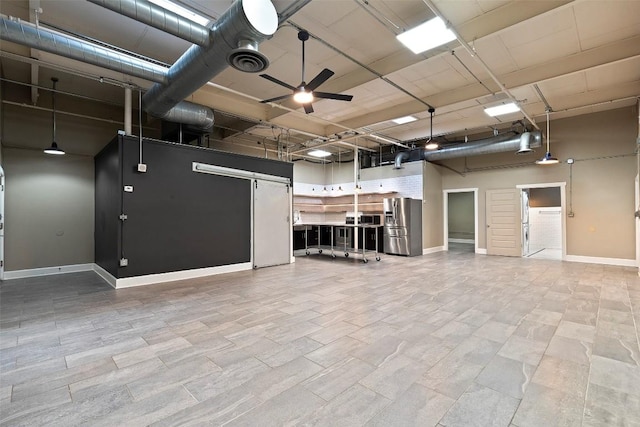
95 135 293 279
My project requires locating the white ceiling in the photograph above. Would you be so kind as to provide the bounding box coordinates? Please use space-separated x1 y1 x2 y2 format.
1 0 639 157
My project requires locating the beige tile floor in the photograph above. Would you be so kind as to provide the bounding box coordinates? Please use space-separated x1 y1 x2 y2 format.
1 249 639 426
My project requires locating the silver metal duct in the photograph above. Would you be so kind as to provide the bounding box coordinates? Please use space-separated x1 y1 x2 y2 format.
159 100 214 129
142 0 277 118
86 0 211 46
393 151 410 169
0 15 168 84
423 131 542 162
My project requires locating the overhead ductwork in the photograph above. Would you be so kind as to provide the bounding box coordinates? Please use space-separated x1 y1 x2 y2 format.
0 14 214 128
0 15 168 83
86 0 211 47
393 131 542 167
142 0 277 120
1 0 277 131
393 151 411 169
158 101 214 128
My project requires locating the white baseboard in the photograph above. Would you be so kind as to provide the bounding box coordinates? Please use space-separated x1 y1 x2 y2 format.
564 255 636 267
476 248 487 255
448 238 475 244
423 246 445 255
3 263 94 280
93 263 117 289
112 262 253 289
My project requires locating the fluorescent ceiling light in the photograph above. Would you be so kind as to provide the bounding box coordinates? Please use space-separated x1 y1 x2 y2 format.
392 115 417 125
396 17 456 54
148 0 210 26
308 149 332 158
484 102 521 117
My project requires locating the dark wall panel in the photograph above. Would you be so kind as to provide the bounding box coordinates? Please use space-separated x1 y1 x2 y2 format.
94 137 121 276
117 137 288 278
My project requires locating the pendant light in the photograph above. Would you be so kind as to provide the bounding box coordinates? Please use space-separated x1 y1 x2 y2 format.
425 108 438 150
337 149 343 192
44 77 65 155
536 108 558 165
322 158 328 193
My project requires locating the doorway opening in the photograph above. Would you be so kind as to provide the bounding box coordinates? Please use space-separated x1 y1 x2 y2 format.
443 188 478 254
518 183 566 261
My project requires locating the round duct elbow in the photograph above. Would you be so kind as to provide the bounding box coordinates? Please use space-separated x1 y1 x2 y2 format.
516 131 542 155
393 151 411 169
516 132 533 155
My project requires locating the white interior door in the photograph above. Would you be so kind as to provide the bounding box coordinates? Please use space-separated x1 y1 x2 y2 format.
253 180 291 268
486 188 522 257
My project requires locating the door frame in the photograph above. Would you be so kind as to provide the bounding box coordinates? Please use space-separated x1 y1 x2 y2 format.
443 188 479 254
516 182 567 261
0 165 4 280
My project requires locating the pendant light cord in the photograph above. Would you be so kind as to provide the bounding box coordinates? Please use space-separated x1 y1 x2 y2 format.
51 78 58 142
429 109 433 141
546 108 551 152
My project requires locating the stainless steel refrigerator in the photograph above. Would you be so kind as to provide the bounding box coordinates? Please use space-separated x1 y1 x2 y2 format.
383 197 422 256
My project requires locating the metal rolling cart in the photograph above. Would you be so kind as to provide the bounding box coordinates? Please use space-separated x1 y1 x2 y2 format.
301 223 381 263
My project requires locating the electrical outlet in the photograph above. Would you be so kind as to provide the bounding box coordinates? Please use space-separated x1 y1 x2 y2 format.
137 164 147 173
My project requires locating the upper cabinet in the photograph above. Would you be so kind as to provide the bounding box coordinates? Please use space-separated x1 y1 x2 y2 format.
293 191 397 213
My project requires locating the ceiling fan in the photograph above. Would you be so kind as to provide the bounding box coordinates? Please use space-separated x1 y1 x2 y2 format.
259 30 353 114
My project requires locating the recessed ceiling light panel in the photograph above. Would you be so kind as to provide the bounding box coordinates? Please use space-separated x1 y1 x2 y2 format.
148 0 210 26
484 102 521 117
308 149 332 158
392 115 417 125
396 17 456 54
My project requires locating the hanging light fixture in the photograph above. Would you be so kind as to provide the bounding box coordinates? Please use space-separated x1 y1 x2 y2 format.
322 158 328 193
536 108 559 165
44 77 65 155
337 149 343 191
425 108 438 150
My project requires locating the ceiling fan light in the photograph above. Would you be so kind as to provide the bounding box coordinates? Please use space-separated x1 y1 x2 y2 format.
535 152 559 165
293 89 313 104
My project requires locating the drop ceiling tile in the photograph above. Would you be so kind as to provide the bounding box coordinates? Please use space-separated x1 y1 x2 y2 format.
537 73 588 98
574 1 640 50
499 6 580 69
376 0 435 29
585 57 640 91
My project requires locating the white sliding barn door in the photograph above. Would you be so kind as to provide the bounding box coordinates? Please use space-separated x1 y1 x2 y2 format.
253 180 291 268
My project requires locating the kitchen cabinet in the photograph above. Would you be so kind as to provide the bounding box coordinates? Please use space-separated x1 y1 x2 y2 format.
293 192 397 214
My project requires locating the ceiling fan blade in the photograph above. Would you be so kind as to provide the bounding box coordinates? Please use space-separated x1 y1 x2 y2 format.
303 103 314 114
313 92 353 102
306 68 334 91
259 74 297 91
260 94 293 104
